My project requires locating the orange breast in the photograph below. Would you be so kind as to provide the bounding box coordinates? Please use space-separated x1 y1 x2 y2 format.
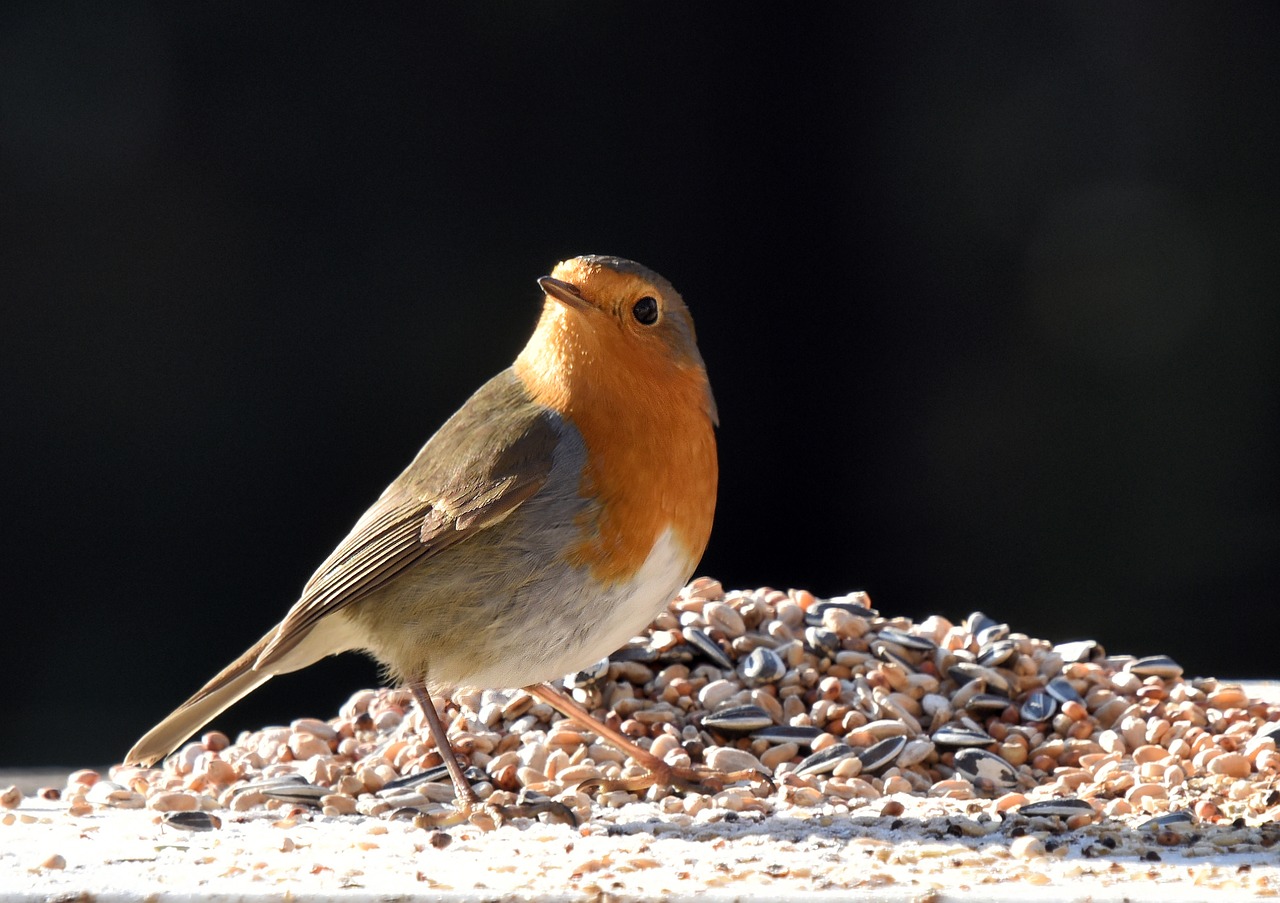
514 304 718 585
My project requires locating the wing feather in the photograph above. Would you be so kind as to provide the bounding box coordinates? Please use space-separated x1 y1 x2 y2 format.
255 370 560 667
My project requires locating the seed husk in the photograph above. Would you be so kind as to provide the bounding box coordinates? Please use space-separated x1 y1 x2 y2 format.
1019 691 1057 723
954 748 1019 795
1128 655 1184 680
796 743 860 777
683 627 735 670
702 705 775 733
1017 798 1094 818
857 735 908 773
932 725 996 748
1045 677 1084 706
753 725 824 747
161 810 223 832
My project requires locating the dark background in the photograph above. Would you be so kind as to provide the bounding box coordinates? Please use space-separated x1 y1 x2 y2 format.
3 5 1277 768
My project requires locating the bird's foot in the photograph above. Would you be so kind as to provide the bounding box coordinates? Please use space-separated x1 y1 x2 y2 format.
412 794 578 831
523 683 775 799
579 762 773 797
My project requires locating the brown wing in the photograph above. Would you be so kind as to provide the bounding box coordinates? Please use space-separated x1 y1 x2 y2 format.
255 369 560 668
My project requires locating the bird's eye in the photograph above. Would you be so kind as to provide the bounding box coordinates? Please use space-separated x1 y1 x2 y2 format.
631 296 659 325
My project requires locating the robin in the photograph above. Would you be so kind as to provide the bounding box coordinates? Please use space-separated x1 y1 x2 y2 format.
124 255 747 824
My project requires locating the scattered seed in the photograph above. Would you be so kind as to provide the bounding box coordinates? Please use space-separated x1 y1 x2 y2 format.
1017 798 1094 818
1128 655 1184 680
683 627 734 670
702 705 774 733
932 726 996 748
796 744 859 777
1045 678 1084 706
954 749 1019 795
856 736 907 773
96 577 1280 861
161 811 223 832
1019 691 1057 723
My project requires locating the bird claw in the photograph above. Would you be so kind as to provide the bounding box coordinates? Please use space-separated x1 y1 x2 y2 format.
578 764 773 798
412 797 578 831
411 801 504 832
492 797 579 827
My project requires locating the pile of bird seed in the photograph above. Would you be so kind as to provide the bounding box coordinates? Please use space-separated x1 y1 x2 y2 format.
18 580 1280 857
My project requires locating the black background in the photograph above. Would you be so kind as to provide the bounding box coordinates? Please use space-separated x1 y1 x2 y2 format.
4 5 1277 768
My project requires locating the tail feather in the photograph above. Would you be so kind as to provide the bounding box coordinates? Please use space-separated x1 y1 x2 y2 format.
124 618 359 767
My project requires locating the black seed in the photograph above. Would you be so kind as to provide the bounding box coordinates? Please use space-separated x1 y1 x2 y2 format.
1018 798 1093 818
977 640 1016 667
161 811 222 831
796 743 859 776
753 725 824 747
804 626 842 658
1019 691 1057 723
932 726 995 748
966 693 1012 713
1128 655 1183 679
857 735 907 772
702 705 774 733
683 627 734 670
1045 678 1084 706
877 627 935 652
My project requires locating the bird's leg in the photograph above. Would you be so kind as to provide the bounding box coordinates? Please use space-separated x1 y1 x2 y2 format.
408 681 577 829
406 681 487 827
525 683 772 796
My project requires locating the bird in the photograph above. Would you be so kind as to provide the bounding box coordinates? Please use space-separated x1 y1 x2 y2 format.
124 254 745 825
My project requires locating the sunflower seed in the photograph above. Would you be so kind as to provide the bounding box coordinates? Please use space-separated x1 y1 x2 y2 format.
951 664 1011 698
796 743 859 776
259 781 329 806
857 735 908 772
1020 691 1057 723
954 748 1019 795
932 725 996 748
948 662 987 687
977 639 1017 668
877 627 935 652
804 626 842 658
806 597 877 627
610 644 657 664
753 725 824 747
949 680 986 709
564 657 610 688
965 693 1012 714
1127 655 1183 680
161 811 222 831
740 647 786 685
1045 678 1084 706
874 645 918 672
1140 809 1196 833
966 611 1000 637
381 765 485 792
1017 798 1094 818
702 704 774 733
231 774 313 801
975 623 1010 646
896 738 935 768
683 627 734 670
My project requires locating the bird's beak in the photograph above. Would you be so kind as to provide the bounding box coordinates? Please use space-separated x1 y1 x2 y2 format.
538 276 593 313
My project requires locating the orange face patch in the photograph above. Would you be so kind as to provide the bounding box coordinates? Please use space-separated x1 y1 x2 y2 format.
514 258 718 585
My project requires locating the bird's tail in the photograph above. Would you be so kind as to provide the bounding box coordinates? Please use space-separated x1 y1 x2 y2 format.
124 617 358 767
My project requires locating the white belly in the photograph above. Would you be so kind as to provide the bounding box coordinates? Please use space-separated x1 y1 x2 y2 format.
451 528 691 690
